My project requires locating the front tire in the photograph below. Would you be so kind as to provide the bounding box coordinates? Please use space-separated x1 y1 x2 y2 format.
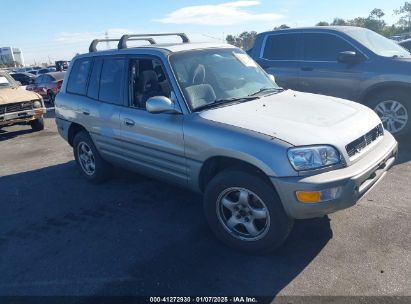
73 131 112 183
368 91 410 138
30 117 45 131
204 169 293 254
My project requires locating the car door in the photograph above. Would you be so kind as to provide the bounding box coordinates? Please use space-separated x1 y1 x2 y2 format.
299 32 365 101
66 56 124 164
119 56 187 186
254 33 301 90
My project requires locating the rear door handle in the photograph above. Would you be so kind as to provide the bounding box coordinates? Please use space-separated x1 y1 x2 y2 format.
301 66 314 71
124 118 135 126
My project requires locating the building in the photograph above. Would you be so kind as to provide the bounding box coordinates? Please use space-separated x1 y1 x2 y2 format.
0 47 25 67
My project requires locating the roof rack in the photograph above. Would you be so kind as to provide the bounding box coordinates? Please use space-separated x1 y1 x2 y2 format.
118 33 190 49
89 38 156 52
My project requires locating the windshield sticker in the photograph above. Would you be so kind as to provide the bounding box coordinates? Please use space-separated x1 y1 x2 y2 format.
233 52 258 67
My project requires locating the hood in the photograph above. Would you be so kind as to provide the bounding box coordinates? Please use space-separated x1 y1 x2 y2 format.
200 90 382 158
0 87 41 105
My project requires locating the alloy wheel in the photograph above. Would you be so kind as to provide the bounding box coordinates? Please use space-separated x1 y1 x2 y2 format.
374 100 408 134
77 142 96 176
216 187 270 241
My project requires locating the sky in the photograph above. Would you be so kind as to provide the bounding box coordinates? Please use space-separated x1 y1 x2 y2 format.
0 0 405 65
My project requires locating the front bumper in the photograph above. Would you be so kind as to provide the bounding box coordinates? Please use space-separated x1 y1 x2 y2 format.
271 133 398 219
0 108 46 126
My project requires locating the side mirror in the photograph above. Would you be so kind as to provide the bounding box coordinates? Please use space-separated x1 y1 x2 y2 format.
146 96 181 114
337 51 362 64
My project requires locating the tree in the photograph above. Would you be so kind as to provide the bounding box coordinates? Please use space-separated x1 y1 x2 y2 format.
273 24 290 30
370 8 385 19
395 2 411 30
226 31 257 50
316 21 330 26
331 18 348 26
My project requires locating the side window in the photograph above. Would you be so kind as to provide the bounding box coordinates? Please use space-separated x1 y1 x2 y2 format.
67 58 91 95
99 58 125 105
128 58 172 109
263 34 298 60
87 58 103 100
303 33 356 61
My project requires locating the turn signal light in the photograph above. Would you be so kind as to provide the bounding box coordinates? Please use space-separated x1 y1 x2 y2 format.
296 191 321 203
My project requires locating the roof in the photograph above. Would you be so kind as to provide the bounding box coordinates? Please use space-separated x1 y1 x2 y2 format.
258 26 369 36
46 71 65 80
77 42 235 59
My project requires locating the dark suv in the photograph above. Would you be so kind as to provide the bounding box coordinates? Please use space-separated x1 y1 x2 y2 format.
249 26 411 137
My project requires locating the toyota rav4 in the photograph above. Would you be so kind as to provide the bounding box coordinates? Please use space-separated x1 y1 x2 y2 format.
55 33 398 253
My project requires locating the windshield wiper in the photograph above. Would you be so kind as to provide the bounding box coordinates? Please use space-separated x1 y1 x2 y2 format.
248 87 284 97
194 96 259 112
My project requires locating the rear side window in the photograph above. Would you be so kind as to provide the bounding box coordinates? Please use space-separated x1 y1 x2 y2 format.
303 33 356 61
87 58 103 100
99 58 125 105
263 34 298 60
67 58 91 95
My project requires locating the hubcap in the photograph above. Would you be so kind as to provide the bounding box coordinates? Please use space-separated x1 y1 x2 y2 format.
77 142 95 175
216 187 270 241
374 100 408 134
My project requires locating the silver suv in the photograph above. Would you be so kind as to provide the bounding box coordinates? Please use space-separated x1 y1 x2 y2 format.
249 26 411 137
55 33 398 253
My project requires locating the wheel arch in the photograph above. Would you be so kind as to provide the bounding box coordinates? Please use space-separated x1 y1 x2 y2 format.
361 81 411 104
198 156 274 193
67 122 88 147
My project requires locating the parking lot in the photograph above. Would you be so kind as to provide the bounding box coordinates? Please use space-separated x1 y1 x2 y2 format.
0 110 410 298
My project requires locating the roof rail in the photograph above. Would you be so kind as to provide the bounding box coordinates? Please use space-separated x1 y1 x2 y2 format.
118 33 190 49
89 38 156 52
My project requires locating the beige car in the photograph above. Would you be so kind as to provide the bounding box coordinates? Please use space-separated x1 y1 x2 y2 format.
0 72 46 131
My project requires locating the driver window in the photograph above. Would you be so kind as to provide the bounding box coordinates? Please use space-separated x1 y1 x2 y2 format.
128 58 172 109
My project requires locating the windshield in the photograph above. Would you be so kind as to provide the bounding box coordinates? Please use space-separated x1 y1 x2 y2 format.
346 28 410 57
0 74 15 88
170 48 280 111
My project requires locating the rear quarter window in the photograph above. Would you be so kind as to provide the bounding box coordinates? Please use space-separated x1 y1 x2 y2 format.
67 58 92 95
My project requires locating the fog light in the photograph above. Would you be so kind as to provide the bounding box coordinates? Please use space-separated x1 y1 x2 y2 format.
296 186 342 203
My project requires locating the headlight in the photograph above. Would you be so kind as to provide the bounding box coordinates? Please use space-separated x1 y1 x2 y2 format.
33 101 42 108
287 145 341 171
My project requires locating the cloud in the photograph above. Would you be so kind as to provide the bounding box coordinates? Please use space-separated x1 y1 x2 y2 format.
155 1 284 26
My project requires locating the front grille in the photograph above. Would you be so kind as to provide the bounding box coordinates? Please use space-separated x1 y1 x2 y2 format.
0 101 34 115
346 124 384 158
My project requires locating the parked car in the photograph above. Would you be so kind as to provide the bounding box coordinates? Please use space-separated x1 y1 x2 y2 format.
27 70 38 76
37 68 52 75
399 38 411 52
26 72 64 105
55 60 70 71
9 72 36 86
55 33 397 253
0 71 46 131
249 26 411 137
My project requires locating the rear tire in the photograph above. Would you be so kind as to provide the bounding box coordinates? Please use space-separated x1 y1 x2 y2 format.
204 169 293 254
73 131 112 183
30 117 45 131
367 91 410 138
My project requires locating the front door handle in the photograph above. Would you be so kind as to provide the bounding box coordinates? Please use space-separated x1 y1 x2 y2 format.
301 66 314 71
124 118 135 126
81 108 90 115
